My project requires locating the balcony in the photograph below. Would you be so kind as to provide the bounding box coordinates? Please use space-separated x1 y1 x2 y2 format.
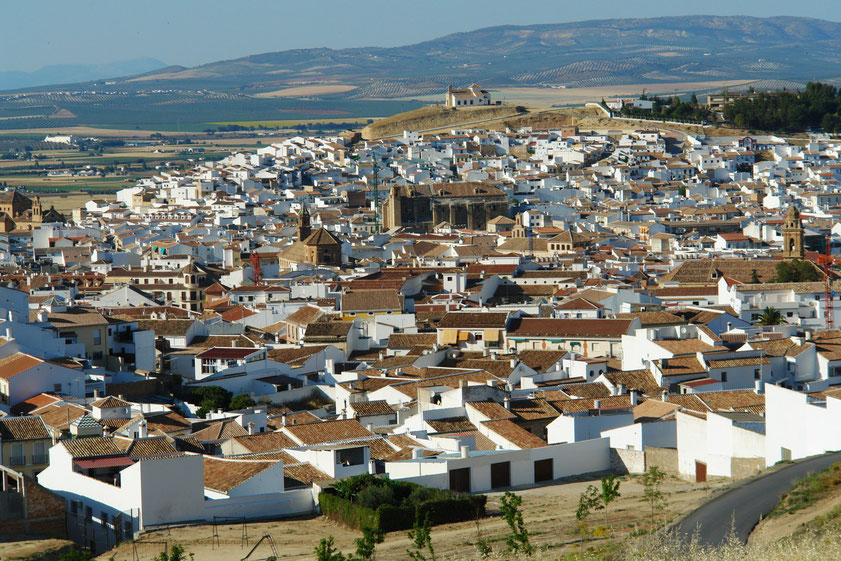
9 455 25 466
32 454 48 465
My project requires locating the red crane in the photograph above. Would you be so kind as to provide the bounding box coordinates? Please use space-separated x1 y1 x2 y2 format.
818 233 835 330
250 252 263 286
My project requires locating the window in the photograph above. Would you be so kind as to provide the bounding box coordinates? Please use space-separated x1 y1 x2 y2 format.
754 369 761 380
721 372 728 383
10 443 24 466
93 330 102 346
33 441 47 464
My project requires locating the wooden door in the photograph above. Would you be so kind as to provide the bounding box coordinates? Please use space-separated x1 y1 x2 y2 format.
695 461 707 483
490 461 511 489
449 467 471 493
534 459 553 483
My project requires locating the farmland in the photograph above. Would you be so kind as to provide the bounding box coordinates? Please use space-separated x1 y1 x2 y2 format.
0 91 424 133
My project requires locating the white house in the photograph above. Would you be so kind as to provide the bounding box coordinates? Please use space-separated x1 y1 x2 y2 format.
676 410 765 481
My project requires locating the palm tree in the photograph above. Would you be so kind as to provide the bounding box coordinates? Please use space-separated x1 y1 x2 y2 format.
754 306 785 326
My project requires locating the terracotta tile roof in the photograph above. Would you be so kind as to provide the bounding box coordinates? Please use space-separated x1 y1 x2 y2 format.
558 382 612 399
0 416 50 441
482 419 547 449
191 418 250 442
656 356 707 377
91 396 131 409
283 419 374 445
10 393 62 415
550 395 633 414
466 401 517 421
349 400 395 417
391 370 503 400
36 403 88 431
427 416 477 433
124 437 180 459
516 350 566 372
662 394 708 413
284 462 330 487
342 290 403 312
615 311 685 327
62 437 125 458
706 356 770 369
0 353 43 380
46 307 108 327
603 369 665 396
203 456 279 493
633 399 680 422
438 312 509 329
342 437 397 460
695 390 764 412
284 305 325 326
387 333 437 349
508 398 560 421
229 432 298 452
266 345 328 365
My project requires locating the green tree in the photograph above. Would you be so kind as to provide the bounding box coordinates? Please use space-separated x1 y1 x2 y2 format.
191 385 232 417
600 474 621 526
750 269 761 283
407 513 435 561
775 259 821 283
229 393 256 410
754 306 786 326
353 526 384 561
575 484 602 550
58 549 93 561
154 544 193 561
500 491 532 556
315 537 346 561
641 466 668 526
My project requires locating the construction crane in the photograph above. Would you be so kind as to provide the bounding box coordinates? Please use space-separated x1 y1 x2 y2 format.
250 252 263 286
818 233 835 330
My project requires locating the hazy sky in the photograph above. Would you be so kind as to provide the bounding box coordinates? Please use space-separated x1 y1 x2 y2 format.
4 0 841 72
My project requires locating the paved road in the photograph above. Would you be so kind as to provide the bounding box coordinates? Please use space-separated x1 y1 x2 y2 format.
674 452 841 546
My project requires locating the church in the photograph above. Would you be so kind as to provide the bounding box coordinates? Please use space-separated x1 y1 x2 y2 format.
382 182 509 232
0 190 46 232
277 205 343 268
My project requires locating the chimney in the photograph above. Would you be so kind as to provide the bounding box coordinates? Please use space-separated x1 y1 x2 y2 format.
325 358 335 375
593 399 601 409
460 445 470 459
755 379 765 394
618 383 627 395
119 395 125 401
412 447 423 460
630 390 639 406
806 330 813 341
248 422 255 435
661 390 669 403
138 420 148 439
510 358 517 368
366 423 374 433
93 389 101 399
503 396 511 410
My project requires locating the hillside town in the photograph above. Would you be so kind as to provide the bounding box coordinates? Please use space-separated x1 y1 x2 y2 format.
4 121 841 552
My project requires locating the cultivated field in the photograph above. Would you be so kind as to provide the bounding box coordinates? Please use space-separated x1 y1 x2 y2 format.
255 85 360 98
96 475 726 561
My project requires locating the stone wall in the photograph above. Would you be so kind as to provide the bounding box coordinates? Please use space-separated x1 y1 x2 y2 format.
644 447 679 474
610 448 646 474
731 457 764 480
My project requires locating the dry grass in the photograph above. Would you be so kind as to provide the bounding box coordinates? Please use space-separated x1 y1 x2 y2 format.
96 475 724 560
362 105 522 139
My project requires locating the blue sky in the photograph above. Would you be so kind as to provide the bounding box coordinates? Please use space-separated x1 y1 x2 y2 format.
3 0 841 72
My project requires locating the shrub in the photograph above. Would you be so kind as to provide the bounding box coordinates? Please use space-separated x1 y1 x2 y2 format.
357 484 396 510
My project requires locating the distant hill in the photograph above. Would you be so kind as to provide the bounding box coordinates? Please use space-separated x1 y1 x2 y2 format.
0 58 168 91
10 16 841 97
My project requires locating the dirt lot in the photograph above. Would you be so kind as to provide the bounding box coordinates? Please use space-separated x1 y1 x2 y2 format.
96 476 725 561
0 538 76 561
750 483 841 545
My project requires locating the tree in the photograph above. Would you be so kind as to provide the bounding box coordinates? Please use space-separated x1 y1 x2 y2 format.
155 544 193 561
690 93 699 105
575 484 602 550
600 474 621 527
754 306 785 326
500 491 532 556
407 513 435 561
750 269 760 284
353 526 384 561
191 385 232 417
315 537 346 561
229 394 256 410
641 466 668 526
774 260 821 283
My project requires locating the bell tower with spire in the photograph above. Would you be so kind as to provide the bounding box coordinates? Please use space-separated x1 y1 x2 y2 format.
297 204 312 242
782 205 804 259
